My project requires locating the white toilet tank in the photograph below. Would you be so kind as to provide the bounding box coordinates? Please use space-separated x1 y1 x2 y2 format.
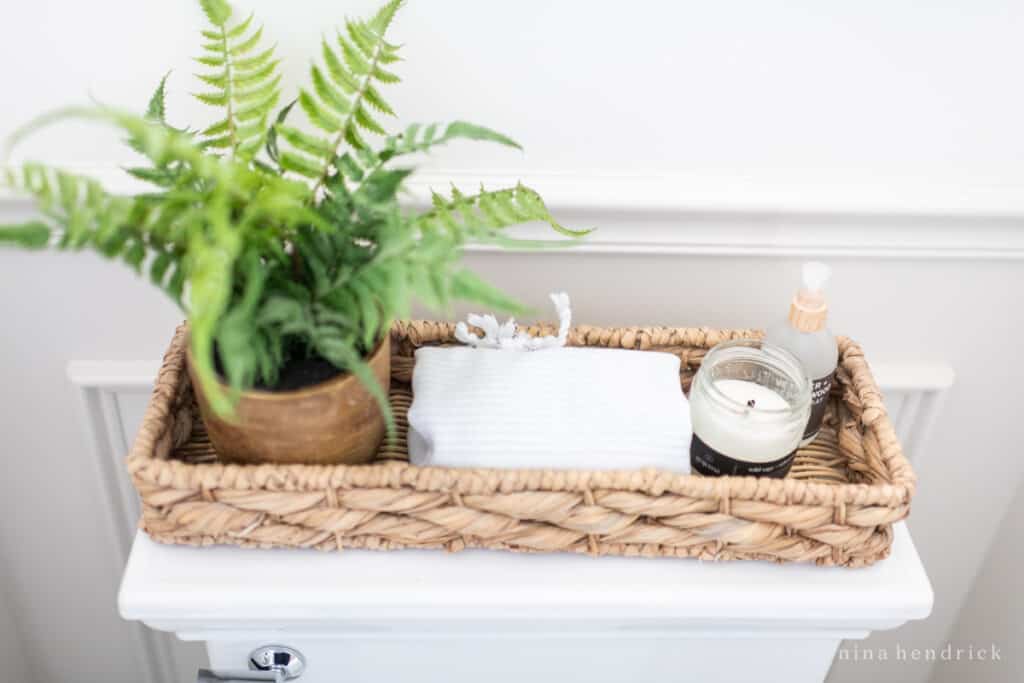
119 525 931 683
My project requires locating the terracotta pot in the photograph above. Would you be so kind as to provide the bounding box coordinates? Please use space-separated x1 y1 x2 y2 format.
187 336 391 465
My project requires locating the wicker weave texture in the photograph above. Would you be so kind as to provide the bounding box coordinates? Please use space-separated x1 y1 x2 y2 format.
127 322 914 567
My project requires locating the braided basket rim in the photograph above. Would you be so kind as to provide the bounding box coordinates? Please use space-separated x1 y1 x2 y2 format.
127 322 914 511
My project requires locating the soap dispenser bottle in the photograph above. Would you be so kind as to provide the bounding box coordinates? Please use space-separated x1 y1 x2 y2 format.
765 262 838 446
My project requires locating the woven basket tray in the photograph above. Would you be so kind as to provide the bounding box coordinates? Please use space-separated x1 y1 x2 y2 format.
127 322 914 567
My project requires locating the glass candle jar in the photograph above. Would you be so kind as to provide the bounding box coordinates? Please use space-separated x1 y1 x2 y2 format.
689 339 812 478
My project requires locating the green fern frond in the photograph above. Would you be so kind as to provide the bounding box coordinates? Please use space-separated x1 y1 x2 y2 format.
419 183 590 240
340 126 368 157
369 0 403 34
225 11 254 39
362 84 394 115
202 118 230 136
279 0 403 190
199 0 231 26
215 249 268 390
233 45 275 71
298 90 342 132
310 66 351 115
232 26 265 56
346 21 377 56
236 91 280 121
263 99 297 165
186 194 242 413
448 268 528 315
2 0 583 430
353 104 386 135
194 90 228 107
195 55 225 68
202 134 234 149
0 164 168 278
334 153 364 181
338 34 371 75
279 151 324 179
375 39 401 60
384 121 521 158
276 125 332 159
234 75 281 104
0 221 51 249
6 105 313 246
193 1 279 160
233 59 279 88
195 71 228 89
234 121 265 141
325 121 522 204
321 39 358 94
146 72 171 123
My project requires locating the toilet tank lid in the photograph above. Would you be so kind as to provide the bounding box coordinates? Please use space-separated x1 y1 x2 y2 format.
118 523 931 633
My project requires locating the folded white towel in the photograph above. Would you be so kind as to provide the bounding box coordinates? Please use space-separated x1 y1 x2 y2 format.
407 346 692 473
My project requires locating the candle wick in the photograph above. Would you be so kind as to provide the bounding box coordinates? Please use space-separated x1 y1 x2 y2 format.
747 399 756 408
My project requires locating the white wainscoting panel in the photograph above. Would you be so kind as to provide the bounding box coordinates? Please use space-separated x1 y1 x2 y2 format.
869 363 955 466
67 361 187 683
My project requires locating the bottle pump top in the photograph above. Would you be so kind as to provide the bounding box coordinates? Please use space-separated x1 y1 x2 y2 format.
789 261 831 333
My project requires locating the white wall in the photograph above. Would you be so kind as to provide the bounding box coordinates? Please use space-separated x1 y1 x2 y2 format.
0 562 33 683
934 479 1024 683
1 1 1023 681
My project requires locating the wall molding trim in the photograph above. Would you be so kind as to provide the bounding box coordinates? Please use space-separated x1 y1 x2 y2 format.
67 361 181 683
5 165 1024 260
461 216 1024 260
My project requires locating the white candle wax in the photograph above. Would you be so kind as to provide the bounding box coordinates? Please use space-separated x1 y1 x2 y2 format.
691 379 804 463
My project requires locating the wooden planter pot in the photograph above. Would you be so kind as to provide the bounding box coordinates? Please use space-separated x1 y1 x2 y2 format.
187 336 391 465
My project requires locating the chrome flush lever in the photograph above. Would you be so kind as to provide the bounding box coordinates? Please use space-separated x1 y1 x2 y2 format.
196 645 306 683
196 671 278 683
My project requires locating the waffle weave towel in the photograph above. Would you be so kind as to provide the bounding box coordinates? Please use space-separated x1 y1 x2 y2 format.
407 346 692 473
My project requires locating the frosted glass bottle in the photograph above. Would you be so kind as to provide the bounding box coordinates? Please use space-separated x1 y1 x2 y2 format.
764 262 838 446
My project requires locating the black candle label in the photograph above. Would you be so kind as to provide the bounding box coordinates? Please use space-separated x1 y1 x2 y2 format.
690 434 796 478
804 373 834 441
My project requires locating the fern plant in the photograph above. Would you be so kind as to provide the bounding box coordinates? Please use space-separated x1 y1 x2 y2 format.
0 0 584 424
193 1 281 158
